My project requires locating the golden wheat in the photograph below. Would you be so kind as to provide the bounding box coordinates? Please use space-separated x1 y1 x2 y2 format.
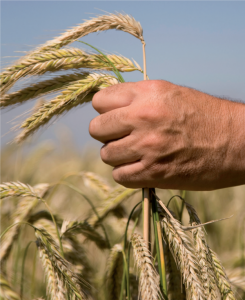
105 244 123 300
34 12 144 52
16 73 118 142
160 207 205 300
0 48 141 94
131 233 163 300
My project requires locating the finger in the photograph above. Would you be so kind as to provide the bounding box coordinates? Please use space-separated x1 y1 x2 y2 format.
100 135 141 167
92 82 136 114
112 161 148 189
89 106 133 143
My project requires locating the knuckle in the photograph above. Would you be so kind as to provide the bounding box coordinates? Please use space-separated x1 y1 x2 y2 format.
141 133 160 150
112 168 130 187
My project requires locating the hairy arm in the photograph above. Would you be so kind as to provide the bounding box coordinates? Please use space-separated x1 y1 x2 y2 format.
89 80 245 191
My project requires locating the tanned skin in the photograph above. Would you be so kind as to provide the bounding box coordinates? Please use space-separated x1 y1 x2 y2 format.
89 80 245 191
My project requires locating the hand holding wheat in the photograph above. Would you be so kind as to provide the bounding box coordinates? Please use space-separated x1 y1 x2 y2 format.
89 80 245 191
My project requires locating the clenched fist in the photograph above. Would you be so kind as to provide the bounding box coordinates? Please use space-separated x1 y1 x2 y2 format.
89 80 245 191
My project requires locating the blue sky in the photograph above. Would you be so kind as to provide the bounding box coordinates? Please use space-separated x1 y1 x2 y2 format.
1 1 245 149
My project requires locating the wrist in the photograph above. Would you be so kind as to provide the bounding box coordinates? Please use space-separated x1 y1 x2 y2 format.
222 99 245 187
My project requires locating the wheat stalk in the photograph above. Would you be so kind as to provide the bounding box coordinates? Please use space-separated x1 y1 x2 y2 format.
160 209 205 300
35 228 87 299
0 48 141 94
209 248 236 300
16 73 118 142
88 186 139 227
0 273 21 300
106 244 123 300
131 233 163 300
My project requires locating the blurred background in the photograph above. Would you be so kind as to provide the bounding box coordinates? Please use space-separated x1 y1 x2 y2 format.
1 1 245 298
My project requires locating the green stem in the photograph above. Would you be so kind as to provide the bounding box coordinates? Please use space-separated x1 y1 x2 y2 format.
151 189 168 300
31 246 37 298
60 181 111 248
13 231 22 287
20 241 34 299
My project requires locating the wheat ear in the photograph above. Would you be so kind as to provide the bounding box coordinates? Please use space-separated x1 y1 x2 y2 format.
0 49 141 94
164 243 186 300
88 186 139 227
80 171 112 199
35 228 87 300
106 244 124 300
0 49 141 95
131 233 163 300
0 183 49 264
38 241 64 300
0 181 46 199
0 72 89 108
209 248 236 300
16 73 118 142
159 207 205 300
0 273 21 300
35 218 93 280
185 202 217 299
33 12 144 53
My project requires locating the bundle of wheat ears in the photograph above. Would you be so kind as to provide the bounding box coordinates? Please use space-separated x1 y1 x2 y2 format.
1 12 243 300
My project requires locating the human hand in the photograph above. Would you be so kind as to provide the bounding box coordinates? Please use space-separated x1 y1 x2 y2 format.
89 80 245 191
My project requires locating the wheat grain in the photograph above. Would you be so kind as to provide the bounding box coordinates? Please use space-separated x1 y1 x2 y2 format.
106 244 123 300
131 233 163 300
16 73 118 142
0 48 140 93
